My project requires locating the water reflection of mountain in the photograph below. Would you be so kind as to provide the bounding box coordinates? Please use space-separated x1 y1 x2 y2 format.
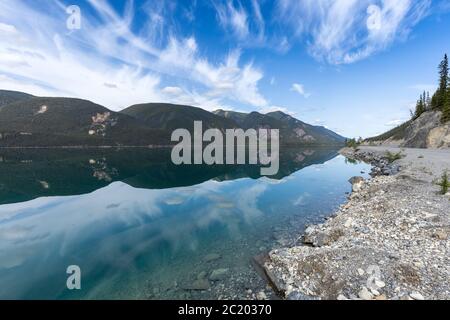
0 147 338 205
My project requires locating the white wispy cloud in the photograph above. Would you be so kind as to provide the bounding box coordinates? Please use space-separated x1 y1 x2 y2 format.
312 119 326 126
291 83 311 98
384 118 409 127
214 0 249 40
161 86 184 96
0 0 268 111
250 0 266 42
259 105 295 116
276 0 432 64
213 0 267 46
192 50 267 107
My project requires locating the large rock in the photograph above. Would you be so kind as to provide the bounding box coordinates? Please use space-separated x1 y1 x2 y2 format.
209 268 229 281
427 124 450 148
303 228 344 247
349 176 365 192
402 111 450 148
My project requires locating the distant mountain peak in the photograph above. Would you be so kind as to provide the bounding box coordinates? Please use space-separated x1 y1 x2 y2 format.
0 89 35 108
0 89 346 147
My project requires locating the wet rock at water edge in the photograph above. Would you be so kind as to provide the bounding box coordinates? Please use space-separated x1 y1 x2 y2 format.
204 253 222 263
182 278 211 291
286 291 320 300
349 176 365 184
303 228 344 247
349 176 365 192
209 268 229 281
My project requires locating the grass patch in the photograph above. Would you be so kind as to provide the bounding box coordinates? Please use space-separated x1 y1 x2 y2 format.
385 151 404 163
437 171 449 195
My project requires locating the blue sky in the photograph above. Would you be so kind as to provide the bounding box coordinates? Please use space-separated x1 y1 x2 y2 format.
0 0 450 138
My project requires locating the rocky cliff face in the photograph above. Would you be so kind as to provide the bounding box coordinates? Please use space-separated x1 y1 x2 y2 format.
426 122 450 149
402 111 450 148
367 111 450 149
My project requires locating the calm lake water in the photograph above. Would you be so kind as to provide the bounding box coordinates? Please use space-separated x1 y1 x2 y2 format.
0 148 370 300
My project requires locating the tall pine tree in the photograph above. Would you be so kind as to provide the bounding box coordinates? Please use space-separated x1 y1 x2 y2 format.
426 91 431 110
443 87 450 123
437 54 449 108
423 91 427 110
431 92 438 109
414 93 425 119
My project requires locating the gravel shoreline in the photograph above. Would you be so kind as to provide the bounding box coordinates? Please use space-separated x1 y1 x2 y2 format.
263 146 450 300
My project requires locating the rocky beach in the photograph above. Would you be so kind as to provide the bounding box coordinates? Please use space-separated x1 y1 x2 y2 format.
263 146 450 300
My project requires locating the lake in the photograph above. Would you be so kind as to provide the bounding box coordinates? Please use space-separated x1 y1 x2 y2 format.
0 147 370 299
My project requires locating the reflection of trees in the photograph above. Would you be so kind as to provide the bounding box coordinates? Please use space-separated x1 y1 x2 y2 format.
90 158 118 182
345 157 359 165
0 147 339 205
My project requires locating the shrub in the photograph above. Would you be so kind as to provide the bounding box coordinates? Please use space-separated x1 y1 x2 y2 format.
437 171 449 195
346 138 359 149
385 151 403 163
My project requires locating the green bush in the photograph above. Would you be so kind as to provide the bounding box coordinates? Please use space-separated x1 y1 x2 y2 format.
346 138 359 149
385 151 403 163
437 171 449 195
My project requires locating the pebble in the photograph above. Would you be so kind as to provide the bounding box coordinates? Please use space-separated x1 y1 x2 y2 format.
433 230 448 240
358 287 373 300
256 291 267 300
410 292 425 300
344 218 353 228
370 289 380 296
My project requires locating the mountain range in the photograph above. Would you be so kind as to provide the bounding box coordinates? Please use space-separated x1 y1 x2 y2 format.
0 89 346 147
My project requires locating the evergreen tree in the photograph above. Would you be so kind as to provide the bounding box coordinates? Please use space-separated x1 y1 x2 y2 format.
414 95 425 119
426 91 431 110
437 54 449 108
431 92 438 109
422 91 426 110
443 88 450 123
